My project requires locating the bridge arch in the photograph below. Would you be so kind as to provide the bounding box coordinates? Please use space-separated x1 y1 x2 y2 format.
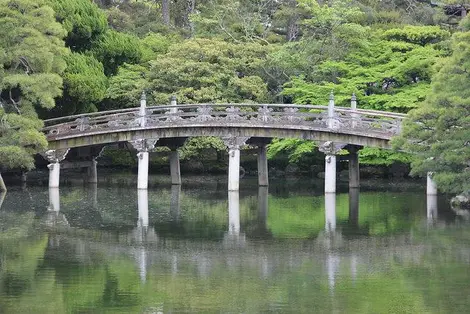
42 100 405 192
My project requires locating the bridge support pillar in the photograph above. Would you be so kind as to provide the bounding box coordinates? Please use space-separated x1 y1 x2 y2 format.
222 137 249 191
169 150 181 185
41 149 70 188
87 158 98 184
348 145 362 189
48 163 61 189
130 139 158 189
137 152 149 189
228 191 240 235
257 145 269 186
427 172 437 195
319 142 344 194
324 154 337 193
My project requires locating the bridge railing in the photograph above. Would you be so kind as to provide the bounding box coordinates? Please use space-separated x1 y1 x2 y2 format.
43 103 405 138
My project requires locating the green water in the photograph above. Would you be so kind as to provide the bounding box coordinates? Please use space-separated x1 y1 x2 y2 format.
0 178 468 313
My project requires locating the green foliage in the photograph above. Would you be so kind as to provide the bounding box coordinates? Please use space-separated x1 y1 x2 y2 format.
51 53 107 116
284 27 448 110
179 137 226 161
267 138 316 163
148 38 271 103
91 30 143 76
140 33 177 62
103 64 147 110
0 110 47 170
48 0 107 51
278 23 449 165
395 18 470 193
0 0 67 173
359 147 413 166
383 25 450 45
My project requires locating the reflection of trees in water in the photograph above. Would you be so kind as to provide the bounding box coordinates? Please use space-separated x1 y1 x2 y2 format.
1 206 470 312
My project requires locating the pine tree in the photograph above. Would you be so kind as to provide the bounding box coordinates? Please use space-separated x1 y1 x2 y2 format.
0 0 68 190
395 18 470 193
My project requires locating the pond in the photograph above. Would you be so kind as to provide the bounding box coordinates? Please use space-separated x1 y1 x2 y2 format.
0 176 468 313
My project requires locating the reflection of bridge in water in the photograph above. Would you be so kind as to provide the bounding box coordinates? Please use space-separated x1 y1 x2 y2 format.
42 185 441 287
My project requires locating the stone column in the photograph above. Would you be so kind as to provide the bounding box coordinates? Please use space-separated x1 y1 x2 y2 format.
169 149 181 185
348 187 359 227
89 182 98 209
42 149 70 188
258 186 269 235
427 194 438 222
319 142 344 193
87 158 98 184
138 189 149 228
130 139 158 189
222 136 249 191
257 144 269 186
228 191 240 235
170 185 181 222
48 187 61 212
0 191 5 210
325 192 336 232
427 172 438 195
348 145 361 189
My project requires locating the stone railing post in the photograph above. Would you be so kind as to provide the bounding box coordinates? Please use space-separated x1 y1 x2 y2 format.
222 136 250 191
139 91 147 127
328 91 335 129
42 149 70 188
351 93 358 128
130 139 158 189
170 95 177 114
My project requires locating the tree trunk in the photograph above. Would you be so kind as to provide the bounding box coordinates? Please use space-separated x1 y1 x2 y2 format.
285 0 299 42
162 0 170 25
0 172 7 192
185 0 196 36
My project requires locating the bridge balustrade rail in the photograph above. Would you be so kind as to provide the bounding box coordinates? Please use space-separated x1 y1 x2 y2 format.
43 104 405 139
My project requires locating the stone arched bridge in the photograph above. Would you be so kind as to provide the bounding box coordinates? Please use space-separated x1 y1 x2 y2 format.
41 95 406 192
44 101 404 150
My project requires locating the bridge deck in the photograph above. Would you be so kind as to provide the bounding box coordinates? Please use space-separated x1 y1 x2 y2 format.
43 103 405 149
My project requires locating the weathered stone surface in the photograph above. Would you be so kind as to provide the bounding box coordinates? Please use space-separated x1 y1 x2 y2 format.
41 149 70 163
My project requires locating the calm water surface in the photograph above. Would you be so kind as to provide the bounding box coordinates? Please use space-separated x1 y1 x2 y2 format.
0 177 469 313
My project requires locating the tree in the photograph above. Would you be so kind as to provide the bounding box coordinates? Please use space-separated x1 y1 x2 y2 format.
0 0 68 189
47 53 108 116
147 38 271 103
91 30 143 76
394 18 470 194
48 0 107 51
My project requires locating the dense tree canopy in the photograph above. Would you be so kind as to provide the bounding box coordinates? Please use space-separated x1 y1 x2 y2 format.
0 0 469 192
395 18 470 193
0 0 68 189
